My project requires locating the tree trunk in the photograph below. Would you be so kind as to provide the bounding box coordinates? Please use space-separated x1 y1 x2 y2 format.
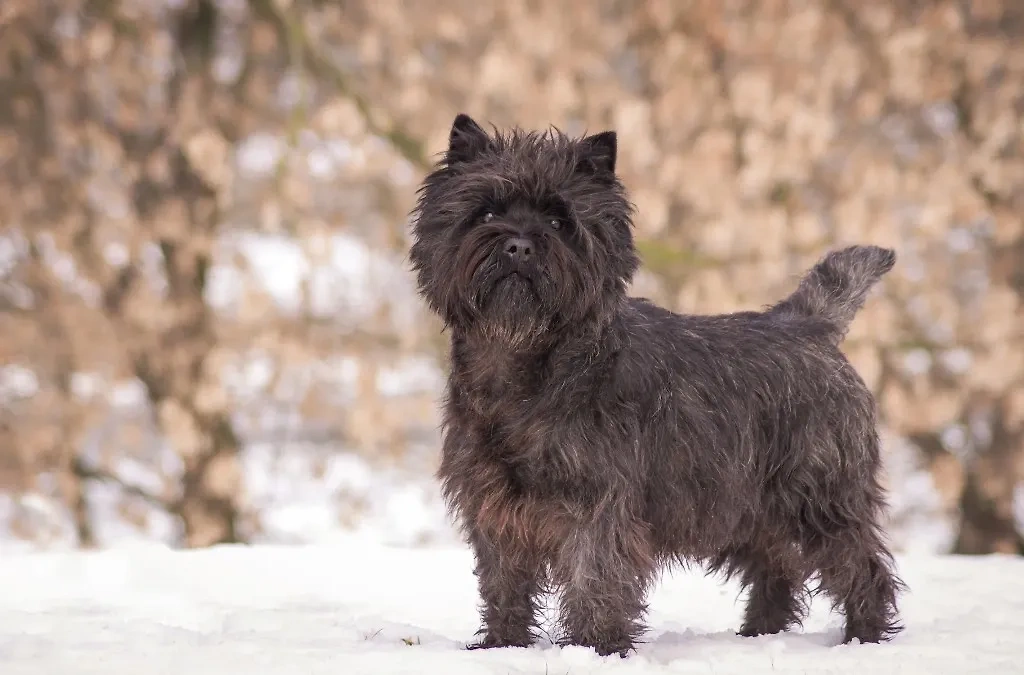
953 397 1024 555
177 409 243 547
64 458 96 548
130 149 245 548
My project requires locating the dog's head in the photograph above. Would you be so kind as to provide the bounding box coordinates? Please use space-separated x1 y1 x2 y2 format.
409 114 638 343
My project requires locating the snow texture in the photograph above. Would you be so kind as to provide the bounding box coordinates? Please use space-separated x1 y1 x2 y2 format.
2 542 1022 674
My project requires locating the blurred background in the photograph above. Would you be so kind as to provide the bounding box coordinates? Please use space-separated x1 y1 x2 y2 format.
0 0 1021 556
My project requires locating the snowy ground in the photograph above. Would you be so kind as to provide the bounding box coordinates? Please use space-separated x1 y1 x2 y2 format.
1 542 1022 674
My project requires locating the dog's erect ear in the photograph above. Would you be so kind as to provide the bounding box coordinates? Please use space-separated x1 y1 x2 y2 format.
447 114 490 164
578 131 617 175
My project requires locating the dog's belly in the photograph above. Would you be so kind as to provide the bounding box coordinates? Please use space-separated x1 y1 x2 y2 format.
642 467 761 560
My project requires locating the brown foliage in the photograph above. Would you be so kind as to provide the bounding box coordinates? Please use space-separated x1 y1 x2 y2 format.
0 0 1021 552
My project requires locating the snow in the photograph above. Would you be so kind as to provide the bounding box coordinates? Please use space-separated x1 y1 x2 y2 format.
205 229 422 331
242 446 452 548
2 544 1022 675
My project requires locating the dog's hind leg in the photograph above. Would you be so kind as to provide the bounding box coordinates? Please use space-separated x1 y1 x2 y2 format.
797 457 906 645
730 541 809 637
794 407 904 644
803 521 905 644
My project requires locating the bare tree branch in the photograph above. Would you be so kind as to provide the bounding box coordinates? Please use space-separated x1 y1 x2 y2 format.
72 456 178 511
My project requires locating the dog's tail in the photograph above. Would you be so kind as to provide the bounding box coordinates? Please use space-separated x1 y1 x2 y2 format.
772 245 895 342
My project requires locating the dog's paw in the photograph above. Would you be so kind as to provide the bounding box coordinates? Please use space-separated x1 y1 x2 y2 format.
737 625 784 638
594 643 632 658
842 621 902 645
560 636 634 658
465 633 534 651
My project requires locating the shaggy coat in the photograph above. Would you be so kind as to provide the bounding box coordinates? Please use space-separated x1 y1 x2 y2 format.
409 114 905 657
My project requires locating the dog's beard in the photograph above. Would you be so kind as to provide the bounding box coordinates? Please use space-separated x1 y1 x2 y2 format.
470 260 550 345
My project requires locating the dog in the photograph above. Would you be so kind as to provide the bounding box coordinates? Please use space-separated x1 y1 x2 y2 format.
409 113 905 657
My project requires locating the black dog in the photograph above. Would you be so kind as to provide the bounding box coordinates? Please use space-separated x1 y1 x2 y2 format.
409 114 904 657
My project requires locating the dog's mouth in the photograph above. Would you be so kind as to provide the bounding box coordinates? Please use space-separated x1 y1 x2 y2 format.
495 269 538 292
475 268 539 310
468 256 531 286
501 270 530 283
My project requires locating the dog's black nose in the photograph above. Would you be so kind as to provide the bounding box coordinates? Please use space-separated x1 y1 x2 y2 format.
503 236 534 264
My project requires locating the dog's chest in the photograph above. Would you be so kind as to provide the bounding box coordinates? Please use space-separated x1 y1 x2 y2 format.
464 391 590 493
452 340 606 483
457 348 548 411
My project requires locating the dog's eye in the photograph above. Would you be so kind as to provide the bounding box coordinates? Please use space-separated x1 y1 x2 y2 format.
481 212 495 224
548 218 562 231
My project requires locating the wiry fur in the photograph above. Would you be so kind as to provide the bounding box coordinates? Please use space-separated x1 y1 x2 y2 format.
409 114 905 657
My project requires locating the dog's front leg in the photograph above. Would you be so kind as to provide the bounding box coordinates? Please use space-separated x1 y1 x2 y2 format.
552 510 657 657
465 525 545 650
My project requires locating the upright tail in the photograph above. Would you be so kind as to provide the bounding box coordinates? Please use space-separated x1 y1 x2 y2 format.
773 245 896 342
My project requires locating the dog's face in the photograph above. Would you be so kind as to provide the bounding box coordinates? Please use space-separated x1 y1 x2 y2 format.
410 114 639 341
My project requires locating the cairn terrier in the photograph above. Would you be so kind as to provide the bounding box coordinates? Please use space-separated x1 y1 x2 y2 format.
409 114 904 657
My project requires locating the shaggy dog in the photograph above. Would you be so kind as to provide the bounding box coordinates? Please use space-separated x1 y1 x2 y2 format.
409 114 905 657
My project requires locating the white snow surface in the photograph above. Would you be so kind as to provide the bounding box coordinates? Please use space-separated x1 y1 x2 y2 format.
1 543 1022 675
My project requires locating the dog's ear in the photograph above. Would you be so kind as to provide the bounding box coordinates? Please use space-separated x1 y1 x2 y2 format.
447 113 490 165
578 131 617 175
